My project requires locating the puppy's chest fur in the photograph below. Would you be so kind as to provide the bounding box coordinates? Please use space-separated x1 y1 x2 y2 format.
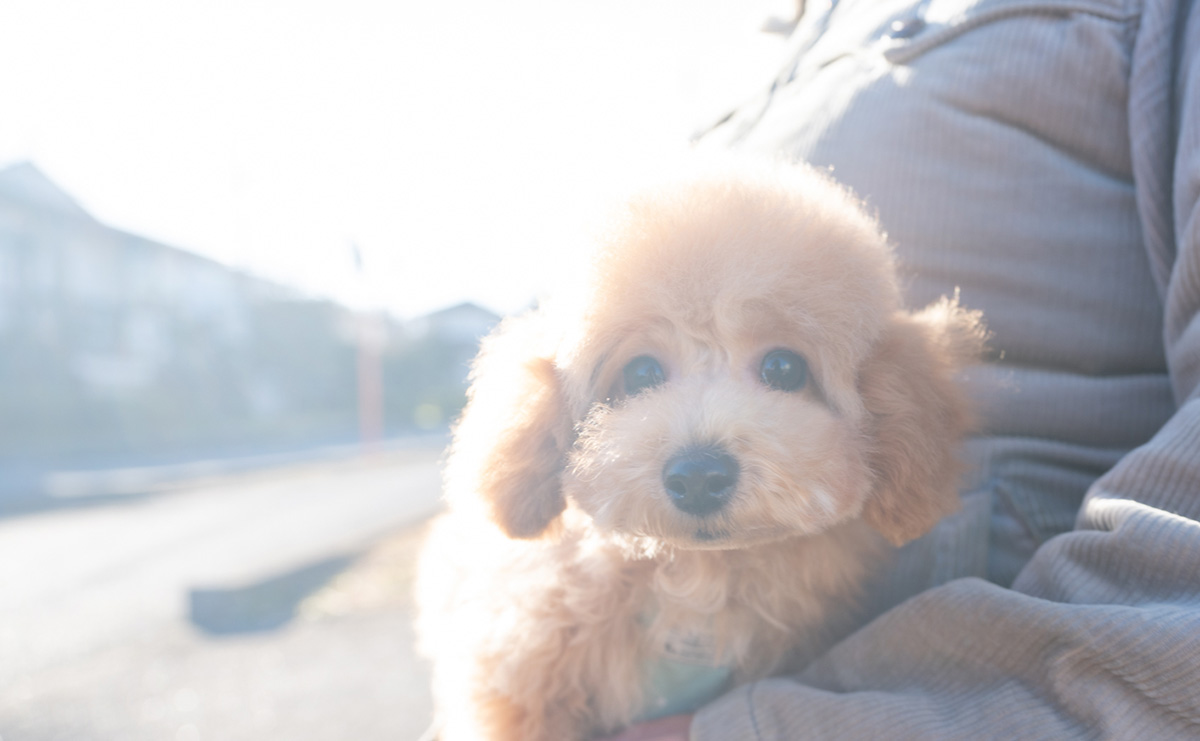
424 515 884 739
630 525 882 717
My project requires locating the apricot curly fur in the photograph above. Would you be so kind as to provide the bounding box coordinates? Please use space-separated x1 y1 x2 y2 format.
416 160 985 740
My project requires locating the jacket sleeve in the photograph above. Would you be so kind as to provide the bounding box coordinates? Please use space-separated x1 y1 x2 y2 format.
691 1 1200 737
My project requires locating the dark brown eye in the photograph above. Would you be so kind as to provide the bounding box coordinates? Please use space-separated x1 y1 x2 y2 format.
760 350 808 392
623 356 665 396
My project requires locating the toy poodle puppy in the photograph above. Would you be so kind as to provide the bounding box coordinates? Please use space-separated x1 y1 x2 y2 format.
416 161 984 741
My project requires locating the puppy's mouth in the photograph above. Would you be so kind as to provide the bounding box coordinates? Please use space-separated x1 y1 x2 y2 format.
670 520 801 551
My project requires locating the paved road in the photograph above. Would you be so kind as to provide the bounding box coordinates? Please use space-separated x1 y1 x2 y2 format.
0 446 444 741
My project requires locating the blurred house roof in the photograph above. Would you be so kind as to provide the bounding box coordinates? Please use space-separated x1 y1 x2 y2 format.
0 161 94 220
422 301 501 324
0 160 303 304
410 301 501 343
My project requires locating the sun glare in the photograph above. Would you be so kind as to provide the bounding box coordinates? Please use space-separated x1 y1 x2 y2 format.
0 0 789 318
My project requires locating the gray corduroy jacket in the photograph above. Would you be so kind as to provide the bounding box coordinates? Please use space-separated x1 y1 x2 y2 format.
693 0 1200 734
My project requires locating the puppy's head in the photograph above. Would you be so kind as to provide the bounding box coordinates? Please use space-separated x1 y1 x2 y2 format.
448 164 983 549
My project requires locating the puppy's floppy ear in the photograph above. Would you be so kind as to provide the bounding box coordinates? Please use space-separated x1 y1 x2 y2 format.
858 297 985 546
447 311 572 539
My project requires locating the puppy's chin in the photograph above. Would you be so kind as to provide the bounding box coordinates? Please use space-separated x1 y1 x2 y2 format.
660 526 799 552
596 512 840 553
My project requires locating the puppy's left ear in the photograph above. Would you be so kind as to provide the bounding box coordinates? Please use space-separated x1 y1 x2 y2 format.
447 311 574 539
858 297 985 546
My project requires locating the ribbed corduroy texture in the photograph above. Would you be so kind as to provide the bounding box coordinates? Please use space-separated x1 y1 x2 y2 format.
690 0 1200 734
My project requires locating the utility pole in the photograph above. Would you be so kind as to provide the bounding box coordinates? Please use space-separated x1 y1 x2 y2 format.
351 242 384 450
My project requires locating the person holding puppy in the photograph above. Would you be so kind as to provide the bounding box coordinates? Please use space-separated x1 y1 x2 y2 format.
609 0 1200 737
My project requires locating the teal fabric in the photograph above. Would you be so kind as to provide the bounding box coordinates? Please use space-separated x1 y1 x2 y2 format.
632 615 734 722
636 655 732 723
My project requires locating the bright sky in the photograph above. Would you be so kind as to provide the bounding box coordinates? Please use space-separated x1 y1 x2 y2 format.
0 0 789 318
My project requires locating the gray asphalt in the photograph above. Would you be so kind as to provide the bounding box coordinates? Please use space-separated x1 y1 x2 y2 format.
0 446 444 741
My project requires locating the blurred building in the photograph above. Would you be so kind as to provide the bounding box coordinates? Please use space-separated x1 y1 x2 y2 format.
407 302 502 384
385 302 500 432
0 162 266 394
0 162 499 467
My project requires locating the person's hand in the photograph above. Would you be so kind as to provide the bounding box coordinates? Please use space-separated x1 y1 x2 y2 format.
599 713 693 741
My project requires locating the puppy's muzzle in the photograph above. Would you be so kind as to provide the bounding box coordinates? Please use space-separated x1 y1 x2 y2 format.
662 446 739 517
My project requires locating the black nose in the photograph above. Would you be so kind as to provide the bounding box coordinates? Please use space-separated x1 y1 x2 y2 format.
662 447 739 517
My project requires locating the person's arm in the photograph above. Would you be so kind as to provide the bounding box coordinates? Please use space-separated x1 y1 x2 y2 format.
690 2 1200 738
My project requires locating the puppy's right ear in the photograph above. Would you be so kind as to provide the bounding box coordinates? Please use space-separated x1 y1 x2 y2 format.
858 297 985 546
447 311 572 539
